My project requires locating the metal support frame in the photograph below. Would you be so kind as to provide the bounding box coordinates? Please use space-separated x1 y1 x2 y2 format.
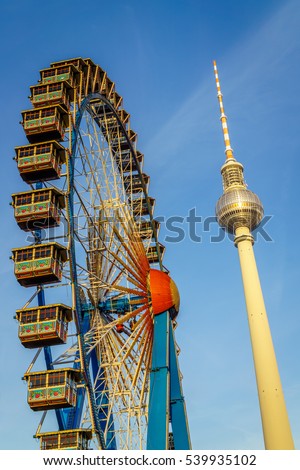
169 320 191 449
147 310 169 450
147 311 191 450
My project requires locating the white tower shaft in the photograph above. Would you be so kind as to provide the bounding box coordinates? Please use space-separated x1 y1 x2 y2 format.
235 226 294 449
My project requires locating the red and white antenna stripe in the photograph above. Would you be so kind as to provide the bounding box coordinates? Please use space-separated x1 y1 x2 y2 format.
213 60 234 160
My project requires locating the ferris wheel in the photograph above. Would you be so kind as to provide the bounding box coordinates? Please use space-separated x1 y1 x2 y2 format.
11 58 191 450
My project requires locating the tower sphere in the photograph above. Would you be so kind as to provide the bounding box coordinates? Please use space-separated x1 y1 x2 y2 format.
148 269 180 319
216 188 264 233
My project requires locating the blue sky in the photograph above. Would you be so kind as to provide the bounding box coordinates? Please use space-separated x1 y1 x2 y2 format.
0 0 299 450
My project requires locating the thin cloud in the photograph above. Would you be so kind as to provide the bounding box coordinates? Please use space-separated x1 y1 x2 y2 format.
145 0 300 168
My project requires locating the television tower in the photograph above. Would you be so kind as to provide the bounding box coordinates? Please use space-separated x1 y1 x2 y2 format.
213 61 294 450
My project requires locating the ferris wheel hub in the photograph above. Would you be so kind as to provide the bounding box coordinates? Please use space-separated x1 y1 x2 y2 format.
148 269 180 318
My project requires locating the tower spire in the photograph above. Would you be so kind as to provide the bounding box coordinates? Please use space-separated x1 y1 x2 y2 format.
213 60 234 160
213 61 294 450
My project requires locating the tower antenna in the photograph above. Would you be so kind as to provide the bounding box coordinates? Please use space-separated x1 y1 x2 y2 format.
213 60 234 160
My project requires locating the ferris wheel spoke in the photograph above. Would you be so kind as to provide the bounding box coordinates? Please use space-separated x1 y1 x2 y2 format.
71 204 146 290
135 330 153 396
110 222 149 278
75 259 147 300
86 305 150 355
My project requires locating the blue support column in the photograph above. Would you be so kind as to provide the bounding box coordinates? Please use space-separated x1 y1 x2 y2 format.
91 349 116 449
68 313 90 430
147 311 170 450
37 287 65 430
169 320 191 449
35 181 66 429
